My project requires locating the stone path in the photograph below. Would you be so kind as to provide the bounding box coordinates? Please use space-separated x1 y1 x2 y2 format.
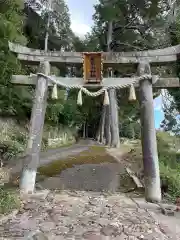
0 190 179 240
2 141 180 239
39 163 121 192
9 139 103 175
9 143 90 175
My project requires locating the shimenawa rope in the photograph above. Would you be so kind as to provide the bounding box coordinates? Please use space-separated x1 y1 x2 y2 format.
32 73 153 105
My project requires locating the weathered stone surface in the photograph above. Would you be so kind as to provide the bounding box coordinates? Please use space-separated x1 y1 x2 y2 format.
27 230 49 240
0 209 18 225
0 190 178 239
100 224 120 236
82 231 100 239
9 41 180 64
44 163 121 192
98 218 110 226
40 221 56 232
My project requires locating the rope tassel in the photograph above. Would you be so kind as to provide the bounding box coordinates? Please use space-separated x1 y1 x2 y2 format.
128 84 136 101
77 89 83 106
103 90 110 105
52 84 58 99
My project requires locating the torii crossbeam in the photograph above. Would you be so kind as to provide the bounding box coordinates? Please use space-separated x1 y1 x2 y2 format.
9 42 180 64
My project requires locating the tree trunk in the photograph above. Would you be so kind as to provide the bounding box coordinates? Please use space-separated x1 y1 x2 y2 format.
106 22 120 148
83 122 86 139
109 89 120 148
138 61 161 203
104 105 111 146
96 124 101 142
44 0 52 51
20 61 50 193
96 105 106 143
86 121 88 138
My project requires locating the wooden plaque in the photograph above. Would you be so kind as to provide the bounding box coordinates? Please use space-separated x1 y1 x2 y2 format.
83 52 103 83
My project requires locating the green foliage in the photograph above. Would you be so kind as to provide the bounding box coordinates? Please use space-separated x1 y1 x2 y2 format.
83 0 170 138
46 89 102 135
0 188 19 214
120 120 141 139
157 132 180 168
160 162 180 201
0 0 31 117
118 89 141 139
0 118 76 164
0 119 28 163
0 0 81 163
0 0 26 44
25 0 73 50
163 11 180 128
92 0 170 52
157 132 180 199
128 132 180 200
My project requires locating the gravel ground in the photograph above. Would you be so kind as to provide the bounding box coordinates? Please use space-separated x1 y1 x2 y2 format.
0 190 179 240
1 140 179 239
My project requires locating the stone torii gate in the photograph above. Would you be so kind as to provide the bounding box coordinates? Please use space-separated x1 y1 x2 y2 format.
9 42 180 202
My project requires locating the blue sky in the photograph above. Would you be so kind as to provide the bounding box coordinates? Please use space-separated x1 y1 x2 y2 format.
154 96 164 129
65 0 164 129
65 0 97 37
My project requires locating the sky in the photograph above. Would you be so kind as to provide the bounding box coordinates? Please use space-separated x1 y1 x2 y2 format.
65 0 165 129
154 96 164 129
65 0 98 37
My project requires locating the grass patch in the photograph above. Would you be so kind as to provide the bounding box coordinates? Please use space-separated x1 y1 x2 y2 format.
160 162 180 201
0 188 19 214
38 146 116 177
0 118 76 166
157 132 180 199
124 132 180 200
157 132 180 169
120 142 143 173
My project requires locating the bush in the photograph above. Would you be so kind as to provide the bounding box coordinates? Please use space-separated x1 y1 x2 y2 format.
0 118 76 165
120 121 141 139
0 188 19 214
0 119 27 164
160 162 180 200
157 131 180 199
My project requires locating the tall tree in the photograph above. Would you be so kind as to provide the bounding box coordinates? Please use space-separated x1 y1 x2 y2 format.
160 89 180 135
25 0 73 50
86 0 174 143
0 0 29 118
93 0 171 51
160 3 180 133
